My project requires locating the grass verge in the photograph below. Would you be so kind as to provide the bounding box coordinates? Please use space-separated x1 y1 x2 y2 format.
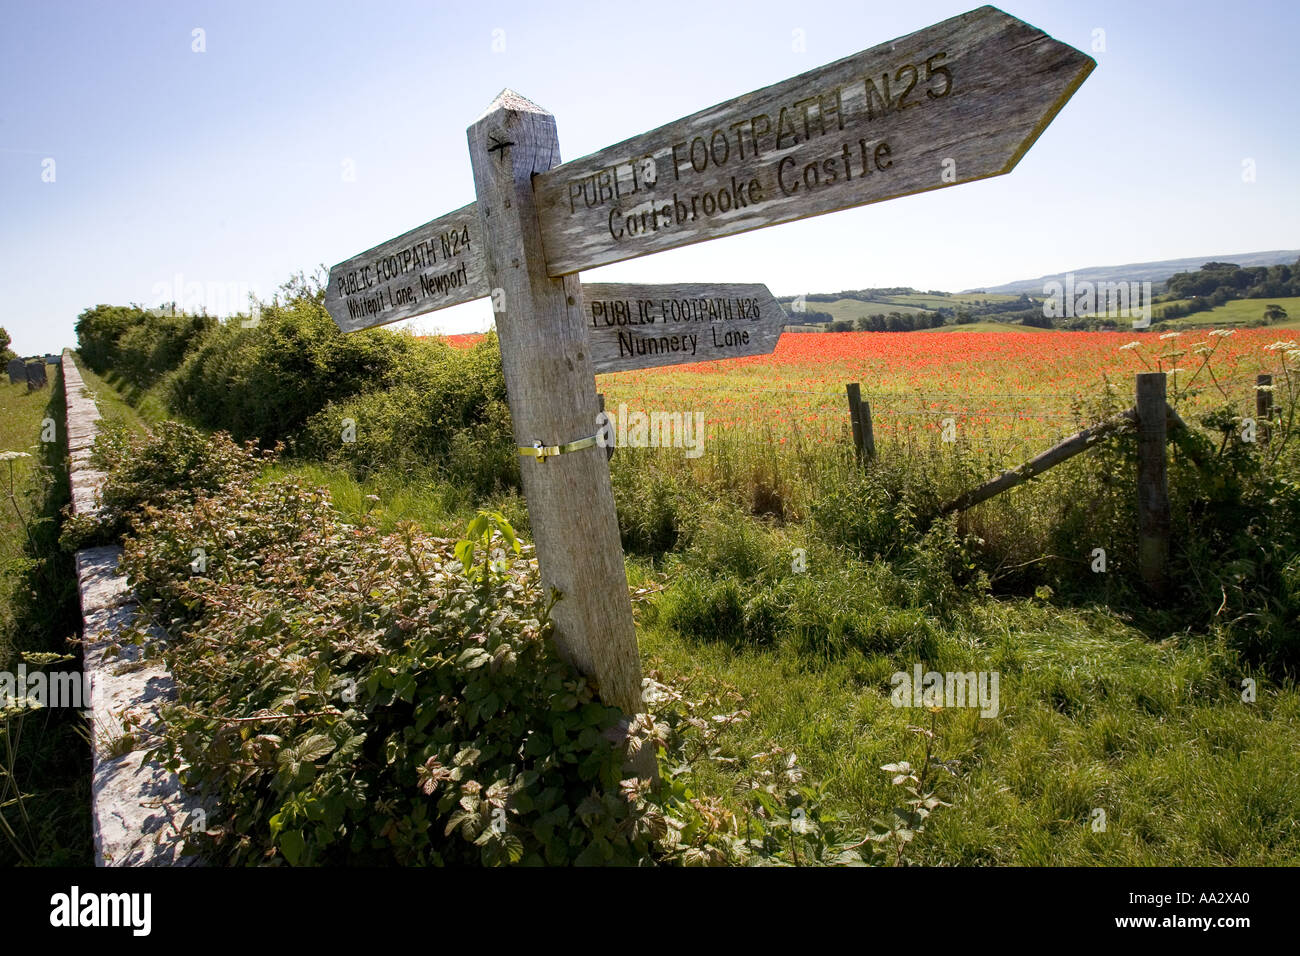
0 369 92 866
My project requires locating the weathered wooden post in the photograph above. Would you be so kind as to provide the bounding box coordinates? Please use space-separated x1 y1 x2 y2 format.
860 398 876 461
1256 373 1273 445
846 383 866 463
466 91 645 723
1136 372 1170 595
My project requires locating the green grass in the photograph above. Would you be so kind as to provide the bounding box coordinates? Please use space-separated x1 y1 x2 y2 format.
256 450 1300 864
0 380 55 657
0 369 92 866
1157 295 1300 329
262 460 520 538
629 562 1300 865
71 360 166 433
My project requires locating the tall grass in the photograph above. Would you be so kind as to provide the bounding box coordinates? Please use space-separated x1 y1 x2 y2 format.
0 370 91 865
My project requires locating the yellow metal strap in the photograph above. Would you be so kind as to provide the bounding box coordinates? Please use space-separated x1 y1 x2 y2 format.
518 435 599 463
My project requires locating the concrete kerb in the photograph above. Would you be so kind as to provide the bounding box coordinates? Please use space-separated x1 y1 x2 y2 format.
61 351 209 866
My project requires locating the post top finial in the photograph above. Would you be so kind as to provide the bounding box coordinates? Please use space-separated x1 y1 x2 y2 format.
477 88 549 121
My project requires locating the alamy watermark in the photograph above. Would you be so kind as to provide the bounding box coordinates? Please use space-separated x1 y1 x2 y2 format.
596 404 706 458
1043 273 1153 329
49 887 151 936
148 273 264 326
0 665 90 710
891 664 1000 717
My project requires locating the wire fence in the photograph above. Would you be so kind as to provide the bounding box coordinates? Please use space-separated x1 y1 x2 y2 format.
597 370 1285 468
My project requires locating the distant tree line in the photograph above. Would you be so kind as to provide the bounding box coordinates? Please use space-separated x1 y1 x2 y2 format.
824 311 946 332
1158 258 1300 320
76 305 217 388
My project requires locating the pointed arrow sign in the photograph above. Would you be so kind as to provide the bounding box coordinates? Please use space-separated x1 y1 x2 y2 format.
324 6 1092 332
324 203 489 333
583 282 785 374
533 5 1094 275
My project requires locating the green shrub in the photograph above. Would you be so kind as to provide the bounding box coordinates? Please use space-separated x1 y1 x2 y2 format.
809 459 924 560
297 334 515 496
61 420 274 548
165 297 415 446
902 513 989 615
74 305 214 387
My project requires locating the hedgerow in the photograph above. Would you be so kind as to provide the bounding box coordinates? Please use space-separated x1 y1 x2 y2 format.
82 425 881 866
164 294 416 448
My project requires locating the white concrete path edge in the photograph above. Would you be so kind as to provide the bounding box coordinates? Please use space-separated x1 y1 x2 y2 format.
62 351 206 866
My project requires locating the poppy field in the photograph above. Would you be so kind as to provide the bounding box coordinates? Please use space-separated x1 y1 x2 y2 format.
450 327 1287 465
595 328 1285 456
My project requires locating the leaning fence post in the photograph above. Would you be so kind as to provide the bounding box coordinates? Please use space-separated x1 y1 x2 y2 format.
1256 374 1273 445
1136 372 1170 596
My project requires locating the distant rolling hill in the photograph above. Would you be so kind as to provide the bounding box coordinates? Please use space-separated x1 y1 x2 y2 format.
970 250 1300 296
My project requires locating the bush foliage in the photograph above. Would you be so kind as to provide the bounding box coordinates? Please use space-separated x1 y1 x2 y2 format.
75 279 516 498
77 426 876 866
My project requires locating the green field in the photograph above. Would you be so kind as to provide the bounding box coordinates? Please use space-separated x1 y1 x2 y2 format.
1157 295 1300 328
0 380 53 659
919 321 1051 333
781 291 1031 326
876 292 1023 310
797 297 931 321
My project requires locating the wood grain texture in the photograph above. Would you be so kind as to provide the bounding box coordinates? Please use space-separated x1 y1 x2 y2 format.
846 382 865 462
582 282 783 374
533 5 1094 276
324 203 490 332
467 90 646 723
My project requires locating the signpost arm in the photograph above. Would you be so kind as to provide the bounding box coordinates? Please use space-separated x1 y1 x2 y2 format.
467 90 647 728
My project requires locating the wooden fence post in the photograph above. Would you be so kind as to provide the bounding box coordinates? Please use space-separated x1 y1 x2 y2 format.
467 92 646 734
1136 372 1170 596
860 397 876 461
1257 374 1273 444
846 383 865 463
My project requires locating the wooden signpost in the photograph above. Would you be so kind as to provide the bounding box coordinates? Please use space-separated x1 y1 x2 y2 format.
324 204 489 333
322 5 1093 758
323 221 785 375
582 283 783 374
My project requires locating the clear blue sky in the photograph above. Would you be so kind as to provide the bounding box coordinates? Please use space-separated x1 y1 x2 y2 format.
2 0 1297 354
